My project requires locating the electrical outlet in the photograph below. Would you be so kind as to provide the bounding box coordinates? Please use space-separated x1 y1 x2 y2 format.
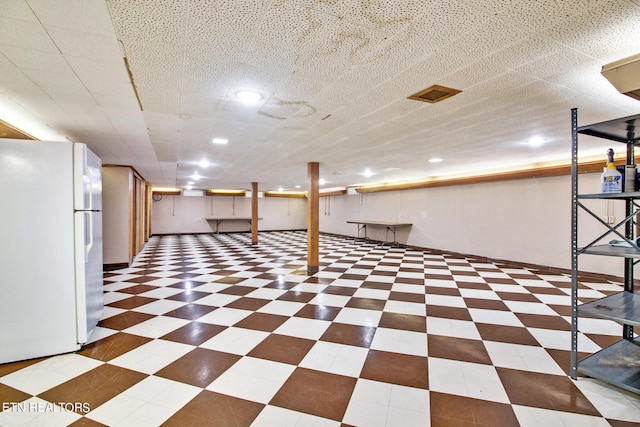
608 216 616 224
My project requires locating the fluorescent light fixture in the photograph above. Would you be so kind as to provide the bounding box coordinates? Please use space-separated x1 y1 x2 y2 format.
212 137 228 145
152 187 181 193
235 90 263 103
183 189 204 197
320 187 347 195
0 94 69 142
264 190 307 197
429 158 443 163
210 189 242 193
206 189 246 196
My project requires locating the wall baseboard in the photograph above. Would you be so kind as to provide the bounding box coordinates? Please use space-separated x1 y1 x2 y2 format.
151 229 307 236
103 262 130 271
322 232 633 286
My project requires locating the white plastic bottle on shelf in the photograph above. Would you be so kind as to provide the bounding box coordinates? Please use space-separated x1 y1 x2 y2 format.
601 148 622 193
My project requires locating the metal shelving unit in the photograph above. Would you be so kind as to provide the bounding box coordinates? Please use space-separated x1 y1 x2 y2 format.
571 108 640 393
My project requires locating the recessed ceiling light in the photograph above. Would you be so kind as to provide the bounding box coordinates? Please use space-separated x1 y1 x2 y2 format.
429 158 443 163
235 90 263 103
199 159 210 168
188 181 194 185
186 184 193 190
295 185 301 189
362 168 374 177
212 137 228 145
191 172 201 180
319 178 326 185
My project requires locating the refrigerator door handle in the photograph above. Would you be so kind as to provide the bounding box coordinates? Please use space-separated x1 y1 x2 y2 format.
80 148 95 257
84 167 92 211
85 212 93 258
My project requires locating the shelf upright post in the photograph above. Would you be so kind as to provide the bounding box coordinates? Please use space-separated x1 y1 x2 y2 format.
623 137 635 340
570 108 579 379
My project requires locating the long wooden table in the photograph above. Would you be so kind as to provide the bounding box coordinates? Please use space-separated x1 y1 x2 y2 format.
206 217 262 234
346 220 412 246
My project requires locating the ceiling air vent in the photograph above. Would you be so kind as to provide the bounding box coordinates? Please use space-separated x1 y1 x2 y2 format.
408 84 461 104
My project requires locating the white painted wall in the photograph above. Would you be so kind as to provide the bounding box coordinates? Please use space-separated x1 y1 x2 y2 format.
102 166 131 265
151 194 307 234
319 172 630 277
150 172 632 277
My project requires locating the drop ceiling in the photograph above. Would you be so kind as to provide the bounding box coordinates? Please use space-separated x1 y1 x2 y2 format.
1 0 639 192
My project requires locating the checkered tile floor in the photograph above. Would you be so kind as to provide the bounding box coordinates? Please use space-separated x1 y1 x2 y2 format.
2 231 640 426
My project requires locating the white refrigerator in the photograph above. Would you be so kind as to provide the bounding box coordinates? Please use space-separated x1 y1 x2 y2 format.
0 139 104 364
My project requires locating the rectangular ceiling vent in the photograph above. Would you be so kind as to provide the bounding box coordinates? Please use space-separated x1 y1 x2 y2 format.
408 84 461 104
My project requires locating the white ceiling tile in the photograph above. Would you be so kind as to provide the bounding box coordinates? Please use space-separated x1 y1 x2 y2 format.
0 16 57 51
339 0 433 33
547 0 640 62
26 0 115 35
0 0 38 21
0 51 50 95
64 55 130 93
179 93 223 117
23 68 91 104
120 42 183 85
104 108 148 139
493 0 604 35
138 88 182 115
46 27 122 62
91 84 140 110
0 44 71 75
242 2 317 73
143 111 180 137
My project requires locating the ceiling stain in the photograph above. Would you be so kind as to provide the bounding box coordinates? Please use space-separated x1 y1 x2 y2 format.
319 31 373 64
359 0 415 28
283 0 418 67
258 98 317 120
